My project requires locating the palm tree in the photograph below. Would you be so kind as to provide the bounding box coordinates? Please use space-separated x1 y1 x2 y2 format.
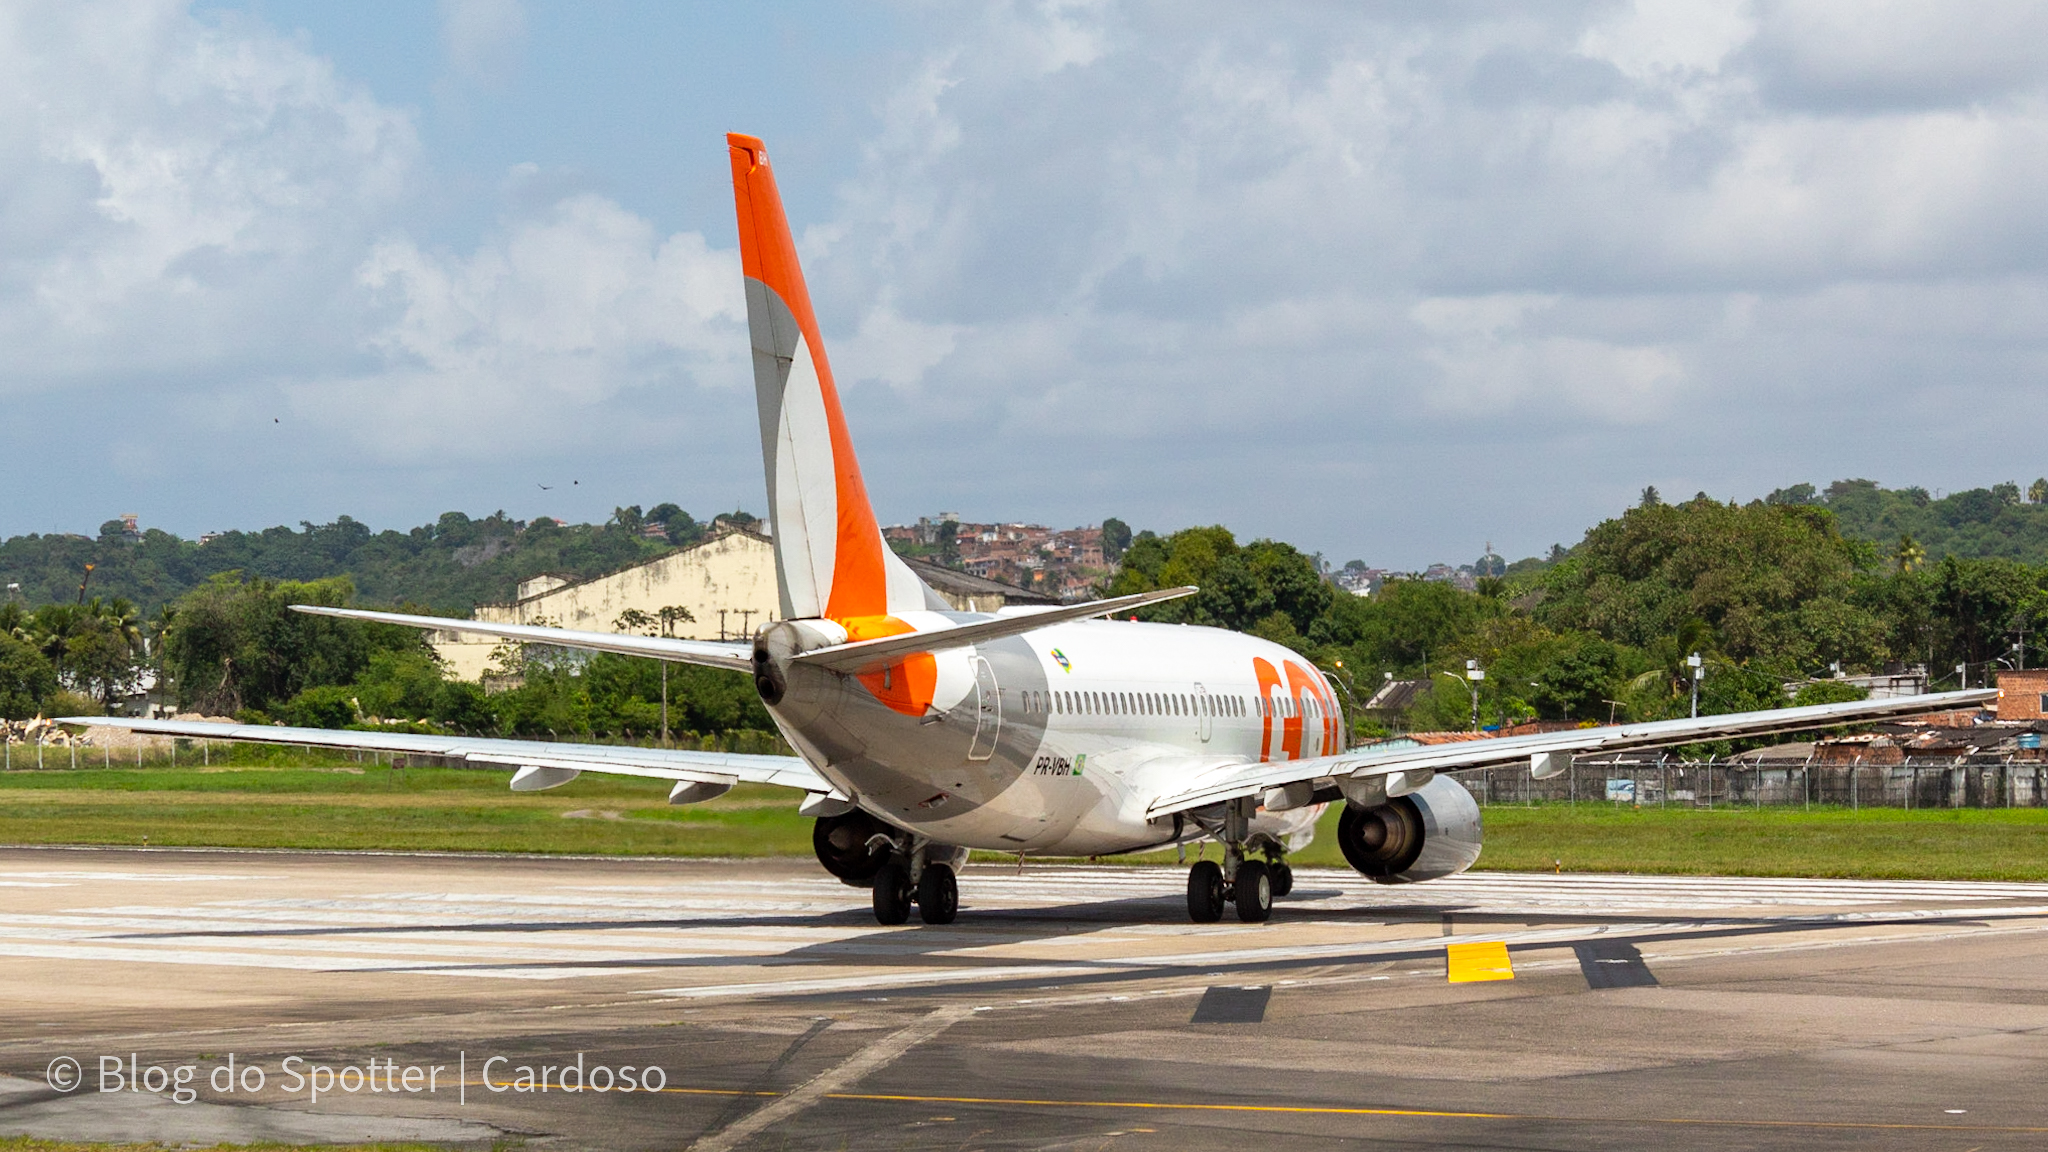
1627 619 1720 712
1895 534 1926 574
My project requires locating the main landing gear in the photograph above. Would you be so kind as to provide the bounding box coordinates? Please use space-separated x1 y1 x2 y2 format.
1184 798 1290 924
870 837 966 926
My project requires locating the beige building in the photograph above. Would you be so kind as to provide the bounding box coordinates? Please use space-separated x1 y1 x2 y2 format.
433 527 1059 681
433 528 782 681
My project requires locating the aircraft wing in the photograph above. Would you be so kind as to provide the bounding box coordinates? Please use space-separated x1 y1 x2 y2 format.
60 717 830 796
291 606 755 672
1145 688 1996 819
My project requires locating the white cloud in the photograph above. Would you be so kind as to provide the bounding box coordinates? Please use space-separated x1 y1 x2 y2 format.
12 1 2048 566
296 193 745 459
1577 0 1757 80
0 0 415 389
831 294 961 392
0 0 746 474
440 0 525 87
785 1 2048 561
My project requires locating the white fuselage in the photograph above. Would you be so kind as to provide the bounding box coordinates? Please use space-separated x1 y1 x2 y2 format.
764 616 1343 857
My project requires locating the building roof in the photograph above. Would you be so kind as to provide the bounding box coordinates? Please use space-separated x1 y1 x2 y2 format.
900 557 1060 606
1363 678 1429 712
477 527 771 610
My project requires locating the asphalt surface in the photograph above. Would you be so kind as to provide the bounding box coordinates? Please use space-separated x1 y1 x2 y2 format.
2 846 2046 1150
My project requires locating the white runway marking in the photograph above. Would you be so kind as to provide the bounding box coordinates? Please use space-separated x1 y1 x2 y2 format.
1 865 2041 1001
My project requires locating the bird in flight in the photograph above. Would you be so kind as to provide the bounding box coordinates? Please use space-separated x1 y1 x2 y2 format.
538 484 553 490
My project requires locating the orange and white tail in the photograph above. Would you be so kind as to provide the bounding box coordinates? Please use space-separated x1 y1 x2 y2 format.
728 134 940 624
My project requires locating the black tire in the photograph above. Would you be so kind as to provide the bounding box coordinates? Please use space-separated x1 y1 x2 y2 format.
1269 862 1294 898
1234 860 1272 923
917 862 959 925
1186 860 1225 923
872 856 913 925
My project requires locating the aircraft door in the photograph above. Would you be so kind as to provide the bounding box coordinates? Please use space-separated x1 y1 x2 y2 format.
969 656 1001 761
1194 682 1211 743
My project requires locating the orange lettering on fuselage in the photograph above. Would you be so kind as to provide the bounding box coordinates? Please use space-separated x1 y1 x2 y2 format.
839 615 937 717
1252 657 1284 761
1283 659 1338 757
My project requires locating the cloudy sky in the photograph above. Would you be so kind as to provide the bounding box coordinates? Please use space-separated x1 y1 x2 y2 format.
5 1 2047 568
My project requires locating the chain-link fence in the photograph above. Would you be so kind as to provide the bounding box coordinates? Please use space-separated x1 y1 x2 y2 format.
1461 756 2048 808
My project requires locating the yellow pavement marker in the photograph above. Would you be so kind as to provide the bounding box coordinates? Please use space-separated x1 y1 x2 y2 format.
1446 940 1514 983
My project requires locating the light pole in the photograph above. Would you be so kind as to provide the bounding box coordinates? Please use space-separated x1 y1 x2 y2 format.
1687 653 1703 719
1461 659 1485 731
1321 660 1361 747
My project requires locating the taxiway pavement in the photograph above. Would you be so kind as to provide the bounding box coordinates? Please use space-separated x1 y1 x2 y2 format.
2 846 2045 1149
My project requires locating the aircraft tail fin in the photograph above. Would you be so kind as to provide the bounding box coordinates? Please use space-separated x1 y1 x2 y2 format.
728 133 938 623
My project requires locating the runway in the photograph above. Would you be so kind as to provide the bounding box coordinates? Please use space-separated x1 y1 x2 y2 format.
2 846 2046 1149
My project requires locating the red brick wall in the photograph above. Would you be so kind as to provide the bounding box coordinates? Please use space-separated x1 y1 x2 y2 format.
1995 669 2048 720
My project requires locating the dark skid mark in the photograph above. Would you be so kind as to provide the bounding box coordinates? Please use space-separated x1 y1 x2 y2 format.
1190 984 1271 1024
1574 939 1658 989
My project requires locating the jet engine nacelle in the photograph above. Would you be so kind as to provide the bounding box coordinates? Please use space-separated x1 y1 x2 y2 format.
812 809 893 886
1335 775 1482 884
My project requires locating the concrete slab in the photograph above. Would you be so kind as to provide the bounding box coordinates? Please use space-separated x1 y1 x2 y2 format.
2 847 2047 1149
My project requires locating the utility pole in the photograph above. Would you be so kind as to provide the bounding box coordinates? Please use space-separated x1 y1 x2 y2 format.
1465 659 1485 732
1687 653 1704 719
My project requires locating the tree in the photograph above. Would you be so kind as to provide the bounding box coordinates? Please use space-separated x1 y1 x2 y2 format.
2032 479 2048 505
1536 497 1880 672
1639 486 1662 508
1895 534 1926 573
162 574 423 716
1101 518 1132 562
0 633 55 719
66 597 145 709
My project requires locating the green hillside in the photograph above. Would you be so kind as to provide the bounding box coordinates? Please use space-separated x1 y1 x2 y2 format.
1768 478 2048 564
0 505 751 616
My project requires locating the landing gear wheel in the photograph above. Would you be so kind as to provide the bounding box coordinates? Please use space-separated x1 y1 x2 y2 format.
917 862 959 925
1233 860 1272 923
872 856 913 925
1186 860 1225 923
1269 862 1294 899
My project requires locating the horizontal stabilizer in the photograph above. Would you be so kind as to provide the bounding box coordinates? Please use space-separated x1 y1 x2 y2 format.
792 586 1198 673
290 605 755 672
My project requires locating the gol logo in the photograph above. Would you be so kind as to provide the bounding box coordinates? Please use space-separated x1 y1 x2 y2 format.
1050 649 1072 673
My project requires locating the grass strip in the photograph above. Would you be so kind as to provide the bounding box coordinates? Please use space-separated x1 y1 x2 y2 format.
5 765 2048 879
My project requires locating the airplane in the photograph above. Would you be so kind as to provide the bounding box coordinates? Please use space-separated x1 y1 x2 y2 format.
69 134 1995 927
